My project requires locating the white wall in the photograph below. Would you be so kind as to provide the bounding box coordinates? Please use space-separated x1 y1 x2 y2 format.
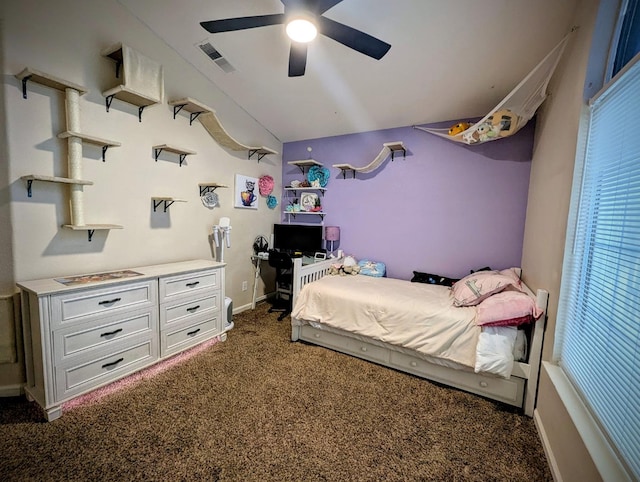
522 0 612 479
0 0 282 386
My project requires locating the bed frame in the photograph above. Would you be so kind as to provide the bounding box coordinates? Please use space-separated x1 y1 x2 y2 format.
290 257 548 417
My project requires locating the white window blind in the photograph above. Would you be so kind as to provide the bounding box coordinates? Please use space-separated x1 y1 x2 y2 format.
557 52 640 480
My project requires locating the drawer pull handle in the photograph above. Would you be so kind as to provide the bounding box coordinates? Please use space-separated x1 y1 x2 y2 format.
479 381 488 388
186 281 200 288
98 297 122 306
186 305 201 312
187 328 201 336
361 346 367 352
410 361 417 367
102 357 124 369
100 328 123 338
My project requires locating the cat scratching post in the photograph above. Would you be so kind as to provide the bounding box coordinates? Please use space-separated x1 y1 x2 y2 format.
65 88 85 226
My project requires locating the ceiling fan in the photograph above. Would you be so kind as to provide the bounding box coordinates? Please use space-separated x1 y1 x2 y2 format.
200 0 391 77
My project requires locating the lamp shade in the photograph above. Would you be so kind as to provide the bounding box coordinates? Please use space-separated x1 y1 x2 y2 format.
325 226 340 242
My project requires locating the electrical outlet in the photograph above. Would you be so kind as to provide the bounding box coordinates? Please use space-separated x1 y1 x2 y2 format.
242 281 248 291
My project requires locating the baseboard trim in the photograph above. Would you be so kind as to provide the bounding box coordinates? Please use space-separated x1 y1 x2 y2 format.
534 408 562 482
0 383 24 397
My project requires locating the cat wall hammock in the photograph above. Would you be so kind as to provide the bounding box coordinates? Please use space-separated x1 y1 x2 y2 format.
414 31 573 145
168 97 277 161
333 141 406 178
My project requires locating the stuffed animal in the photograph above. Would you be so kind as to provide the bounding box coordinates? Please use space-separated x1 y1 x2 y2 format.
328 263 360 276
448 121 471 136
488 109 519 137
476 122 500 142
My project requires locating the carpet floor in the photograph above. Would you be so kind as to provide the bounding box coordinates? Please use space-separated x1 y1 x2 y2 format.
0 302 552 481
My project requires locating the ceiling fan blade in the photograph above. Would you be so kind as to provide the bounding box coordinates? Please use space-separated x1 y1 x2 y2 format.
201 14 285 33
281 0 343 15
288 43 308 77
318 16 390 60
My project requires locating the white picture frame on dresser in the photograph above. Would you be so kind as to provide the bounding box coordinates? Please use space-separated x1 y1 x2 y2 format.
17 259 226 421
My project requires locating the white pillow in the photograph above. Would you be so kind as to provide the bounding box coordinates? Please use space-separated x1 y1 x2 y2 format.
474 326 517 378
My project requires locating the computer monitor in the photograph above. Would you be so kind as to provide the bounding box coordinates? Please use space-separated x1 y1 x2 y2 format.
272 224 323 255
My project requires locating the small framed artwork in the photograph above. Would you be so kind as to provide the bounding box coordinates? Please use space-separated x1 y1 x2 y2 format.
234 174 258 209
300 192 320 212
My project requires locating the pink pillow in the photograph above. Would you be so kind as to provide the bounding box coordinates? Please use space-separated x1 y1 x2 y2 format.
499 268 522 287
476 291 543 327
452 271 519 307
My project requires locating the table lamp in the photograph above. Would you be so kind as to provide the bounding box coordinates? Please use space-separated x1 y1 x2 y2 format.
325 226 340 257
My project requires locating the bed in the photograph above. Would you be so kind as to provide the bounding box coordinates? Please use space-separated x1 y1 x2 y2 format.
290 257 548 416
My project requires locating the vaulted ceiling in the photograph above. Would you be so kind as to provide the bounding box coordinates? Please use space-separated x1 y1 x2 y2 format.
119 0 579 142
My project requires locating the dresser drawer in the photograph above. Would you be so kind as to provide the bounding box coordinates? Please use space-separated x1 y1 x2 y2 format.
55 336 158 401
159 269 220 302
53 308 157 362
161 316 219 357
51 280 157 327
160 293 220 327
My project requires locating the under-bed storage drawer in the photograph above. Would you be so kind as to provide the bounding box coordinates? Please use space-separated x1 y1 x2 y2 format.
299 326 389 364
389 351 525 405
51 280 157 327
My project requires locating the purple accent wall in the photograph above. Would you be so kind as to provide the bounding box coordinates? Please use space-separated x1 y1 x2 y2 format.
282 121 535 281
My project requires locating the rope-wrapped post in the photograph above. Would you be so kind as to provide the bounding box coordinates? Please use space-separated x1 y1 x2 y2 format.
65 88 84 226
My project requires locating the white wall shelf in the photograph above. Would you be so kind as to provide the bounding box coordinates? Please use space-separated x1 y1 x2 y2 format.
152 144 196 167
283 211 326 221
62 224 123 242
152 197 187 212
15 67 88 99
198 183 228 196
168 97 212 125
21 175 93 198
284 186 327 197
58 131 121 162
287 159 323 174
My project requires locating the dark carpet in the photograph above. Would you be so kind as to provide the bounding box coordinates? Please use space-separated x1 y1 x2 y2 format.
0 302 552 481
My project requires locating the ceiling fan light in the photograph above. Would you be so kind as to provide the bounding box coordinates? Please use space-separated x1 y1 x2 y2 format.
286 18 317 43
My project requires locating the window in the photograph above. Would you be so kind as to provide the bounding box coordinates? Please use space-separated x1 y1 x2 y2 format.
613 0 640 76
556 49 640 479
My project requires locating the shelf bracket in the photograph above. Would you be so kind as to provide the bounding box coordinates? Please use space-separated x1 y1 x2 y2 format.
340 169 356 179
199 185 219 196
248 149 268 162
153 200 174 212
87 229 96 242
154 147 163 161
172 103 186 119
101 146 109 162
390 147 406 161
189 111 203 125
138 106 145 123
179 154 187 167
21 75 33 99
105 94 115 113
26 179 34 198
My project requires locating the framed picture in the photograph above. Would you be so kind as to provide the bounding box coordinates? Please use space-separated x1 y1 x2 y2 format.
300 192 319 212
234 174 259 209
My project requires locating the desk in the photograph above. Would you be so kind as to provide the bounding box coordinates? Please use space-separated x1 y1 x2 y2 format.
251 255 269 310
250 253 327 309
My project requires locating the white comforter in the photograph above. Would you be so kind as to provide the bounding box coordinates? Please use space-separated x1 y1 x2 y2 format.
292 275 480 369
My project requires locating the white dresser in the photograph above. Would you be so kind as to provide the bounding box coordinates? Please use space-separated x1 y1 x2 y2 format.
18 260 225 421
